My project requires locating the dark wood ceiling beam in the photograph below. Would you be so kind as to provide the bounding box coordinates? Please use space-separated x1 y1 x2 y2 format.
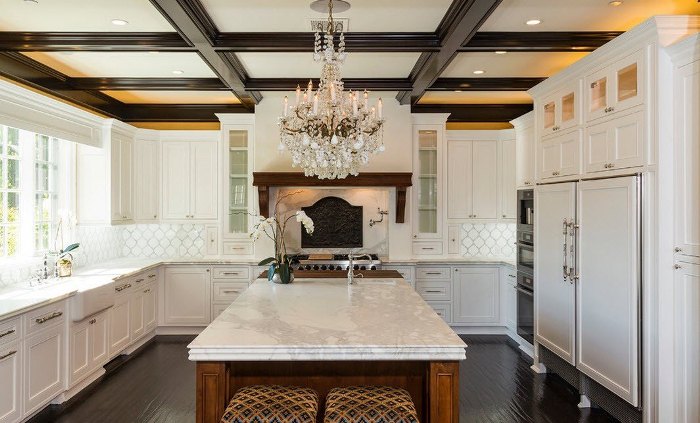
411 103 532 122
430 77 545 91
214 32 440 52
148 0 260 107
66 77 227 91
399 0 503 105
119 103 249 122
245 78 413 92
0 32 193 52
461 31 622 52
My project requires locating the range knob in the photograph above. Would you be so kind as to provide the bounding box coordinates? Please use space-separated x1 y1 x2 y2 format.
370 265 377 270
353 265 360 270
321 265 328 270
336 265 343 271
313 265 320 270
305 265 312 270
360 266 367 270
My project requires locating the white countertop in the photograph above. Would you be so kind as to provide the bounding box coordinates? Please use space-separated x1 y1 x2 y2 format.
188 277 467 362
382 257 515 267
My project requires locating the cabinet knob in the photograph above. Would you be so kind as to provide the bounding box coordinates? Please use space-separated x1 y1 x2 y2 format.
502 214 507 218
413 235 417 238
675 247 683 253
674 264 682 270
206 269 210 272
153 215 157 219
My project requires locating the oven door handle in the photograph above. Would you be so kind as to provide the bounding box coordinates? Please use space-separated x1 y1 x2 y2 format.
515 286 533 297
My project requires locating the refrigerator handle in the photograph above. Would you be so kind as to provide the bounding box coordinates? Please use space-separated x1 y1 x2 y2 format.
570 221 579 283
562 218 569 281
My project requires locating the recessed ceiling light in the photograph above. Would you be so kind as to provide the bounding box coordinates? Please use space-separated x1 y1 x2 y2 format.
608 0 623 6
495 51 507 55
454 90 462 93
473 70 485 75
526 19 541 26
111 19 128 26
172 70 184 75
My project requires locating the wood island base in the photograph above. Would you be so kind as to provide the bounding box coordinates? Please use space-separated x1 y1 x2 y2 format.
196 360 460 423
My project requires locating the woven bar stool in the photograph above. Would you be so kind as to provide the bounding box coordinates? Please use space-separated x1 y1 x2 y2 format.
220 385 319 423
323 386 419 423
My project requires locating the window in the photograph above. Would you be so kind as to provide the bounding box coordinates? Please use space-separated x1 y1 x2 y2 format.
0 125 62 259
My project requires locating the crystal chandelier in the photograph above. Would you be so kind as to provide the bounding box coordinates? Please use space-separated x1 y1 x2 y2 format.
278 0 385 179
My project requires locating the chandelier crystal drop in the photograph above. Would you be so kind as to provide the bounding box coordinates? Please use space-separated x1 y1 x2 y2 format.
278 0 385 179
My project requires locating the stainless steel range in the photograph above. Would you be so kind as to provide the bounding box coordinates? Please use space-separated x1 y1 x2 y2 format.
288 254 382 271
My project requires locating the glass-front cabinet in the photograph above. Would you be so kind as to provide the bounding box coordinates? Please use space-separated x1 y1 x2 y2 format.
218 114 255 256
540 81 581 138
585 49 645 122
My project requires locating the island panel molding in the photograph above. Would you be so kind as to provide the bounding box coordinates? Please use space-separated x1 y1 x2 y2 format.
252 172 413 223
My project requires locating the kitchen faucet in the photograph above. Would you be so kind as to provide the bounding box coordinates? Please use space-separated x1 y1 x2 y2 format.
347 253 371 285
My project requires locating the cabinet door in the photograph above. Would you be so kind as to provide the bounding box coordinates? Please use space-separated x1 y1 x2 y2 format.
23 326 63 415
558 129 581 177
120 138 133 220
110 139 122 222
558 85 580 133
415 128 441 238
133 140 159 221
472 141 498 219
69 319 90 385
535 182 576 365
539 138 561 179
129 290 144 342
0 343 21 423
447 140 472 219
164 267 211 326
452 267 499 324
500 139 516 219
142 284 157 333
191 141 218 220
675 62 700 258
109 295 130 356
585 66 611 122
541 97 557 137
161 142 191 220
89 312 109 368
674 260 700 423
607 110 644 170
577 176 639 406
515 121 535 187
584 119 610 173
505 278 517 332
611 50 644 114
226 128 252 237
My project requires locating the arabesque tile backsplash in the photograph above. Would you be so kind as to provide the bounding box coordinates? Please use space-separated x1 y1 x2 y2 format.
460 223 516 261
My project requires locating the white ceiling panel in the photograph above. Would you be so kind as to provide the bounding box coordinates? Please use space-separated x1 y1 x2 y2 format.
102 91 241 104
420 91 533 104
442 52 589 78
21 52 217 78
0 0 174 32
201 0 454 32
482 0 700 31
237 52 421 78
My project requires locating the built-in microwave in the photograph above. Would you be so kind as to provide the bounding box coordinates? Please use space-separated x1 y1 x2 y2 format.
517 189 534 232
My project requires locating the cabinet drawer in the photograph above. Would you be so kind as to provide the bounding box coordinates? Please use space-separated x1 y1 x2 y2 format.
212 282 248 303
212 266 250 280
25 301 66 335
412 241 443 256
383 266 415 282
426 302 452 324
211 303 229 321
223 241 253 256
416 267 451 280
0 316 21 346
114 277 135 296
416 281 452 301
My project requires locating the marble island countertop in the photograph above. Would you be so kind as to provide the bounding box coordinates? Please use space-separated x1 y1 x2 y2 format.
188 277 468 362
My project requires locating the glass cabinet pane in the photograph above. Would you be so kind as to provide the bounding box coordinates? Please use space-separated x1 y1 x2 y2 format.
417 130 438 234
228 130 249 234
617 63 638 102
590 77 607 113
543 102 556 129
561 92 575 123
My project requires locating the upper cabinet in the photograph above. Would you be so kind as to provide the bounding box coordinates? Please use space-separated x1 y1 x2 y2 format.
447 139 499 221
499 137 516 220
110 136 133 223
512 112 535 188
584 49 645 123
161 133 218 222
133 136 160 222
538 129 581 180
414 127 442 239
584 110 644 173
540 81 582 138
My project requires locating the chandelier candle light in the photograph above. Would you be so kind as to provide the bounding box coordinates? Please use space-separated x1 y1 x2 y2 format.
278 0 386 179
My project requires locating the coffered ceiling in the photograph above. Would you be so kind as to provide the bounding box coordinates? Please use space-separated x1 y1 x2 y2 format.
0 0 696 123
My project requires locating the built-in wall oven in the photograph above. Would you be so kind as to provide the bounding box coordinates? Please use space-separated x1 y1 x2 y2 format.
516 189 535 345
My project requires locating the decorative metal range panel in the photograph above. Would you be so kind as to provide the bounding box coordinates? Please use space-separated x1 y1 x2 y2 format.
302 197 363 248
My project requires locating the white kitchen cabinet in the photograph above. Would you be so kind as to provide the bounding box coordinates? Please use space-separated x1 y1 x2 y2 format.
585 49 645 123
426 302 452 324
540 81 581 138
0 342 21 423
413 127 442 239
584 110 644 173
23 324 63 416
382 265 415 289
538 128 581 180
447 139 498 220
503 271 517 333
109 286 131 357
129 288 144 342
69 310 109 387
161 139 218 221
499 138 516 219
452 267 500 324
163 266 211 326
142 283 157 334
535 182 577 365
512 112 535 188
110 136 133 223
133 138 160 221
576 177 640 406
674 60 700 259
674 259 700 423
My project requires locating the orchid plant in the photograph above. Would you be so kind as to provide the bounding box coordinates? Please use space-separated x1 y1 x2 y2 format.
250 191 314 283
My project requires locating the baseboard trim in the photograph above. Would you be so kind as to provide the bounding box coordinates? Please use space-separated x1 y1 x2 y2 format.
53 368 106 404
451 326 508 335
155 326 204 336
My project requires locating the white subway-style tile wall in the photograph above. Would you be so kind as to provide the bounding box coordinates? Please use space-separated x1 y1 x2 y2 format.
460 223 516 260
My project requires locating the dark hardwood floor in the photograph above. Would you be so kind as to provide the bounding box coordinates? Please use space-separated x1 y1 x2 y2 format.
34 335 617 423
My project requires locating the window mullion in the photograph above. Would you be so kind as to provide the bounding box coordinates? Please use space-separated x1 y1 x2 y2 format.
18 129 35 257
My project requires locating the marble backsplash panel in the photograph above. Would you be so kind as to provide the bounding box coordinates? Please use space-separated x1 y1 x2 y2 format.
460 223 516 261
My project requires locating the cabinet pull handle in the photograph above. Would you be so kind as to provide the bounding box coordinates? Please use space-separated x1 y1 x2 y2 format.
222 272 240 275
148 274 157 278
674 247 683 253
425 290 442 293
0 329 15 338
222 290 240 294
135 278 145 283
674 264 683 270
144 289 151 293
0 350 17 361
89 319 96 324
425 272 442 275
36 311 63 324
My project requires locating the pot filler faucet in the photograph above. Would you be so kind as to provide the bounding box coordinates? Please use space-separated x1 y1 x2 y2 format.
347 253 371 285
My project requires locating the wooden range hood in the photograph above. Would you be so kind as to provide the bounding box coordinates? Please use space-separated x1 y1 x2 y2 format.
252 172 413 223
